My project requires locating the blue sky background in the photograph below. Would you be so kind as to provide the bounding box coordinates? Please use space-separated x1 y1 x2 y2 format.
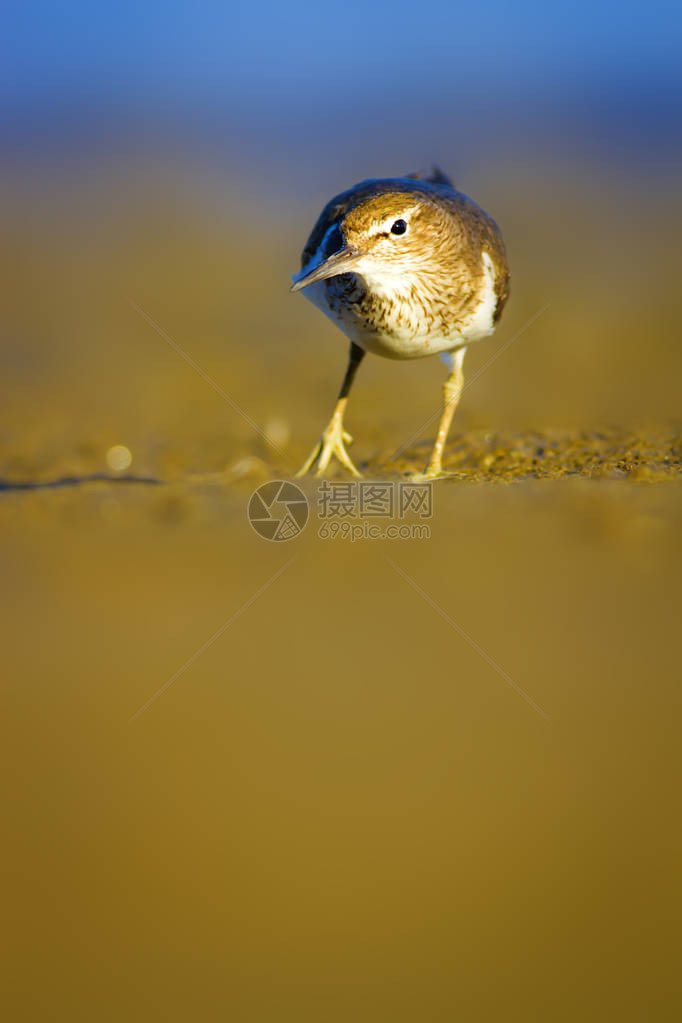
2 1 681 188
4 2 681 108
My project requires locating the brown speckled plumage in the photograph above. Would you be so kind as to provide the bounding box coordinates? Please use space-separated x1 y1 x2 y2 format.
291 167 511 478
301 169 510 340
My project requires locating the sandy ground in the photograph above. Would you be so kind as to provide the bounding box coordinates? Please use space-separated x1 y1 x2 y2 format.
3 167 682 1020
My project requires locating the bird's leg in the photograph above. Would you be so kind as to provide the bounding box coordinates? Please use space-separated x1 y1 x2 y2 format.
295 343 366 478
416 348 466 481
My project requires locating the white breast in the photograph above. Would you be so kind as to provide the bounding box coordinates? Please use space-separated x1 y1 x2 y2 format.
460 251 498 344
300 251 498 361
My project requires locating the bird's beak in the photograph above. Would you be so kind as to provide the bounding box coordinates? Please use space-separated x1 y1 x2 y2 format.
290 245 363 293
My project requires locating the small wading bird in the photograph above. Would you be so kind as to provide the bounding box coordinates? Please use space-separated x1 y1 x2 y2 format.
291 167 509 479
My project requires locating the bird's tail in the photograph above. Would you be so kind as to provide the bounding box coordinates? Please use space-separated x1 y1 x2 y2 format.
406 164 454 188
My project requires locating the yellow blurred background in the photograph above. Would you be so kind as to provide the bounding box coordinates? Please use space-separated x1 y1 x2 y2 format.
2 3 682 1019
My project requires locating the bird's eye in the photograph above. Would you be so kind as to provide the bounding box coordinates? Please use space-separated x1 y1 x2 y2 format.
390 219 407 235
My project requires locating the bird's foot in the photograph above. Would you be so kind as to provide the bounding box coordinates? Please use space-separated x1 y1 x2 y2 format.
295 418 362 478
408 463 452 483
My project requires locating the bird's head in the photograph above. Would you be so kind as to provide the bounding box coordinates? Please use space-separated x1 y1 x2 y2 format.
291 192 446 294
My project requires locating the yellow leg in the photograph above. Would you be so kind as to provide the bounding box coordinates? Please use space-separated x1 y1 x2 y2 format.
295 395 361 478
413 348 466 481
295 344 365 478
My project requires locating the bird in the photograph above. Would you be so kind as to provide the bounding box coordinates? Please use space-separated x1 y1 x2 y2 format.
290 167 510 479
